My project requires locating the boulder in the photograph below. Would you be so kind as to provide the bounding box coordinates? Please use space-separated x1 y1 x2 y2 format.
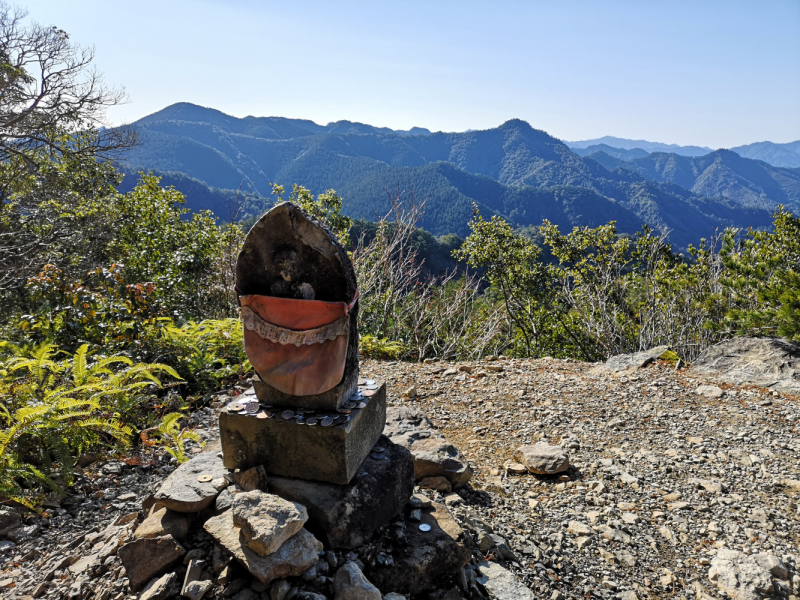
384 407 472 489
333 562 381 600
691 336 800 395
408 437 472 489
154 451 227 513
216 484 243 512
118 535 186 591
203 511 321 584
134 507 192 541
591 351 653 374
512 443 569 474
139 572 177 600
268 435 414 549
708 549 785 600
365 502 470 596
476 561 536 600
231 490 308 557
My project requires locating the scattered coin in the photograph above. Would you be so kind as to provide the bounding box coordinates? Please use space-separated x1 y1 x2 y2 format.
418 523 432 532
281 410 295 420
244 388 256 395
338 415 351 425
356 401 368 409
197 474 212 483
228 403 244 412
245 402 259 414
373 446 385 453
366 379 376 385
345 401 357 409
362 390 375 398
336 408 352 414
321 416 335 427
306 418 318 426
256 411 269 419
366 384 378 390
357 378 367 385
370 453 385 460
296 415 306 424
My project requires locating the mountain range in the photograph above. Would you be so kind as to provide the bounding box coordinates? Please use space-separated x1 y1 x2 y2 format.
116 103 800 249
568 137 800 169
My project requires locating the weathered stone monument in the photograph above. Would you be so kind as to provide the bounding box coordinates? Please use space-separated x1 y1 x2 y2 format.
139 204 469 597
219 202 414 545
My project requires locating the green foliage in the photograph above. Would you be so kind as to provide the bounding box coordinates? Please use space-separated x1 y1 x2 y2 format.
716 207 800 341
106 173 224 317
18 263 163 352
140 412 203 464
141 318 251 394
359 335 405 360
456 207 596 359
271 183 352 247
0 342 180 507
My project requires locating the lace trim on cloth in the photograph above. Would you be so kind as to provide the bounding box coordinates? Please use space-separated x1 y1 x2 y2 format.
239 306 349 346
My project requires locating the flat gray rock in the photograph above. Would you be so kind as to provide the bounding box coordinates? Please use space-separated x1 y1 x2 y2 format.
203 510 321 584
154 452 227 513
513 443 569 474
118 535 186 591
691 336 800 394
333 562 381 600
476 561 535 600
592 351 654 374
231 490 308 557
139 572 177 600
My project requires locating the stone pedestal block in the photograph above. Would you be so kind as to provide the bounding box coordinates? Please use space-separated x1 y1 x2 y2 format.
220 383 386 485
268 436 414 549
253 373 357 412
364 501 470 596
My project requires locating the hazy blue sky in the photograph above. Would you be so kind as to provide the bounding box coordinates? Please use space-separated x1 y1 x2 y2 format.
27 0 800 147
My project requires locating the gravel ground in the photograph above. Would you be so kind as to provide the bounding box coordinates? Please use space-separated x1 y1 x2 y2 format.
364 355 800 599
3 355 799 599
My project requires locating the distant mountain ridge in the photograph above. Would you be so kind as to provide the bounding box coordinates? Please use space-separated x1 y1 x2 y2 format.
566 136 712 156
116 103 798 249
729 141 800 168
568 136 800 168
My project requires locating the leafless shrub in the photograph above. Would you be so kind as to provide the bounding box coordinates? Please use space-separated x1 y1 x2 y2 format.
352 189 503 360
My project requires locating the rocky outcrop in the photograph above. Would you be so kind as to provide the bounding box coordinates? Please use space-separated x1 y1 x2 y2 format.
203 510 322 584
691 336 800 394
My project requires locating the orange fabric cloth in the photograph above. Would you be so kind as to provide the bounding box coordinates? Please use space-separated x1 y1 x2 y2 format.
239 294 352 396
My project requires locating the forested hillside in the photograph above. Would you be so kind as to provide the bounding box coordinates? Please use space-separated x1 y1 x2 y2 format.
117 104 798 248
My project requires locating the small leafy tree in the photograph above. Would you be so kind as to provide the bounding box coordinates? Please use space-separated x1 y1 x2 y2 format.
457 207 593 359
716 207 800 341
